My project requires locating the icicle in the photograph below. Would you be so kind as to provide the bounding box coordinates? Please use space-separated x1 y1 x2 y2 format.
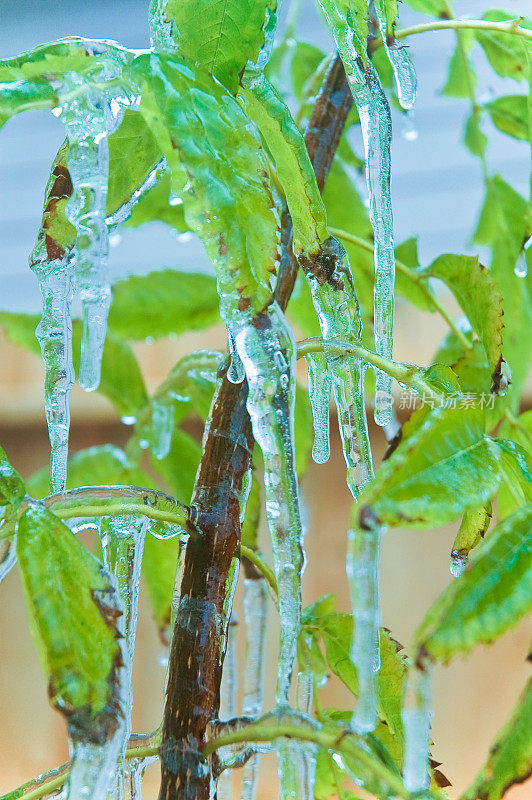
98 515 148 798
151 400 174 460
374 1 417 111
227 330 246 385
230 301 303 705
450 550 468 578
106 158 167 229
403 660 433 792
0 534 17 583
59 73 122 393
29 244 75 493
304 351 331 464
515 235 531 278
346 515 383 734
240 578 268 800
307 238 374 496
217 613 239 800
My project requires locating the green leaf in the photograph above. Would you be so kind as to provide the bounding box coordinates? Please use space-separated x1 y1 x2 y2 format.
142 533 181 644
124 170 188 232
484 94 529 141
0 446 25 508
356 407 502 529
472 175 532 398
155 0 277 93
441 30 477 98
475 11 532 82
418 254 504 388
17 504 123 741
461 676 532 800
451 503 492 573
0 312 147 417
464 109 488 158
401 0 450 16
150 428 201 502
416 505 532 661
108 269 220 341
289 42 326 102
134 54 278 311
495 438 532 518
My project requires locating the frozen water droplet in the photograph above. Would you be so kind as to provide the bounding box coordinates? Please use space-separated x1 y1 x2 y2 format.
227 330 245 384
177 232 193 243
402 112 418 141
139 438 149 450
169 192 183 206
0 535 17 584
515 252 528 278
109 232 122 247
450 550 468 578
121 415 137 426
151 401 174 460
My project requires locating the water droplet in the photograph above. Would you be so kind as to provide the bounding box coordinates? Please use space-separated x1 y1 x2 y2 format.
121 415 136 426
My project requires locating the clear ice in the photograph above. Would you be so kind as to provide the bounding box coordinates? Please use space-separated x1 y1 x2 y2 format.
29 244 75 493
402 662 433 792
151 400 175 460
307 238 373 496
217 614 238 800
240 578 268 800
275 708 318 800
60 72 122 393
231 301 303 705
227 330 246 385
304 352 331 464
374 0 417 110
0 534 17 584
346 523 382 733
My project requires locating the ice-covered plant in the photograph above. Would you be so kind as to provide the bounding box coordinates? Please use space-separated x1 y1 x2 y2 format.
1 1 531 799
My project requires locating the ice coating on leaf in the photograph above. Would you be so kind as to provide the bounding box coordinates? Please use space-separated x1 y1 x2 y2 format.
29 247 75 493
217 614 238 800
306 238 373 495
347 523 382 733
0 534 17 584
402 662 432 792
231 301 303 704
151 400 174 460
450 550 468 578
304 352 331 464
374 0 417 110
60 72 122 393
240 578 268 800
227 330 246 385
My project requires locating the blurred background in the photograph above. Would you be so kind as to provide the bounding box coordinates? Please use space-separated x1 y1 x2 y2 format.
0 0 531 798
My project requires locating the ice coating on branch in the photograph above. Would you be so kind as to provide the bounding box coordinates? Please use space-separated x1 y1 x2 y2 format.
347 520 382 733
227 330 246 385
274 707 318 800
60 72 122 393
304 352 331 464
402 662 433 792
231 301 303 705
29 246 75 493
240 578 268 800
0 535 17 583
450 550 468 578
217 614 239 800
306 237 373 496
374 2 417 110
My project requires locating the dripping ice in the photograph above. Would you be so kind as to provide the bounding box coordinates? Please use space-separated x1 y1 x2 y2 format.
304 351 331 464
230 301 303 706
402 662 433 792
60 71 122 394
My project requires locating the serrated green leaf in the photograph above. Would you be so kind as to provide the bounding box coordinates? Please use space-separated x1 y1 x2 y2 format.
134 53 279 311
315 0 369 68
472 175 532 398
154 0 277 93
17 504 123 741
108 269 220 341
0 446 25 508
484 94 529 141
416 505 532 661
495 438 532 519
356 406 501 529
464 109 488 157
441 30 477 98
475 11 532 82
0 312 147 417
125 170 188 231
461 676 532 800
419 254 504 386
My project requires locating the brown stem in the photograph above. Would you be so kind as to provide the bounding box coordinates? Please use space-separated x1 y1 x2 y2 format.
158 54 350 800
